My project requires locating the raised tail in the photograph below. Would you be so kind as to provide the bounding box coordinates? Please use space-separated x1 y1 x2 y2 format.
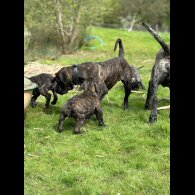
142 22 170 55
114 38 124 57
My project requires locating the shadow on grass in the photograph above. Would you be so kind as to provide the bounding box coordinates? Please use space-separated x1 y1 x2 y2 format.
31 102 62 115
52 117 77 134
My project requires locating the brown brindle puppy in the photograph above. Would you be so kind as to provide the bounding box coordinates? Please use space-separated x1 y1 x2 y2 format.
57 79 106 134
52 38 133 109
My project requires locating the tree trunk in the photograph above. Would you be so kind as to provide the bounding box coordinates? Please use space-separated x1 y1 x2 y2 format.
69 4 81 50
54 0 66 54
128 14 139 32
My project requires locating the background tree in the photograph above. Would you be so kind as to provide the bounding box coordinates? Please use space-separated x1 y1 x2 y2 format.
24 0 113 55
24 0 169 62
102 0 170 31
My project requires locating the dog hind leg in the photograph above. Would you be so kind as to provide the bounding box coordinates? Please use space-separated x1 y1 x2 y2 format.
148 80 159 123
122 80 132 109
140 81 145 90
57 113 67 132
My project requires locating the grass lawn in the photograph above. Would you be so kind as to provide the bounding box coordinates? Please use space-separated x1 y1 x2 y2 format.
24 26 170 195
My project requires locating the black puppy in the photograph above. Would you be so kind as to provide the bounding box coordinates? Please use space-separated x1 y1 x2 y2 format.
142 22 170 123
57 79 106 134
53 38 133 109
28 73 58 108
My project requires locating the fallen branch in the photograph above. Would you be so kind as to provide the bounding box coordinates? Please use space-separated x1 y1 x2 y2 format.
157 105 170 110
131 90 145 93
33 128 44 130
26 153 38 157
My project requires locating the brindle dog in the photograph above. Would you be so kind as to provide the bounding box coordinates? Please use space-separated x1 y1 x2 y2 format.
28 73 58 108
142 22 170 123
57 79 106 134
52 38 132 109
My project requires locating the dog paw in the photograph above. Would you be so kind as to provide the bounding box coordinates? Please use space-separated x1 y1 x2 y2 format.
73 130 82 134
149 114 157 123
31 102 37 108
124 105 128 110
99 123 108 128
144 104 150 110
56 127 63 133
51 101 57 105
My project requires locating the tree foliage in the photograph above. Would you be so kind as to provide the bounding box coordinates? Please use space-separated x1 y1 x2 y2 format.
103 0 170 31
25 0 113 54
24 0 169 60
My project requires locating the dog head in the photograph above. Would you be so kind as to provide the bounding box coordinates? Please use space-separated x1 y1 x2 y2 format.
130 65 145 91
51 67 74 95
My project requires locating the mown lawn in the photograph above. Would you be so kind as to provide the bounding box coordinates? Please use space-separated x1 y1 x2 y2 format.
24 26 170 195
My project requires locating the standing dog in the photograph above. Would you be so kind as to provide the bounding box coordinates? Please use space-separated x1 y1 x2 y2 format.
57 79 106 134
142 22 170 123
114 39 145 91
28 73 58 108
52 38 132 109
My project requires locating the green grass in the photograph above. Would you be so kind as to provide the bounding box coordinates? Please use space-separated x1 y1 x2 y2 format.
24 26 170 195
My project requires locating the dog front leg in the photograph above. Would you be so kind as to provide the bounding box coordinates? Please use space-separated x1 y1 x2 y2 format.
148 82 158 123
51 91 58 105
73 118 85 134
44 93 51 108
57 113 66 132
98 82 108 101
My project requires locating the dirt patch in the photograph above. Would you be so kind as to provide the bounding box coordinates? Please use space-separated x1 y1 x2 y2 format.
24 62 64 77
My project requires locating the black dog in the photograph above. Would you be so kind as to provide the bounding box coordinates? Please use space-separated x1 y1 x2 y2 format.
52 38 133 109
28 73 58 108
57 79 106 134
130 65 145 91
114 39 145 91
142 22 170 123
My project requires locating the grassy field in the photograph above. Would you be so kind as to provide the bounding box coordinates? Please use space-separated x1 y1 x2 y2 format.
24 26 170 195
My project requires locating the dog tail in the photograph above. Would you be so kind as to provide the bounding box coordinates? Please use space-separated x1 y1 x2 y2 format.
142 22 170 55
114 38 124 57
